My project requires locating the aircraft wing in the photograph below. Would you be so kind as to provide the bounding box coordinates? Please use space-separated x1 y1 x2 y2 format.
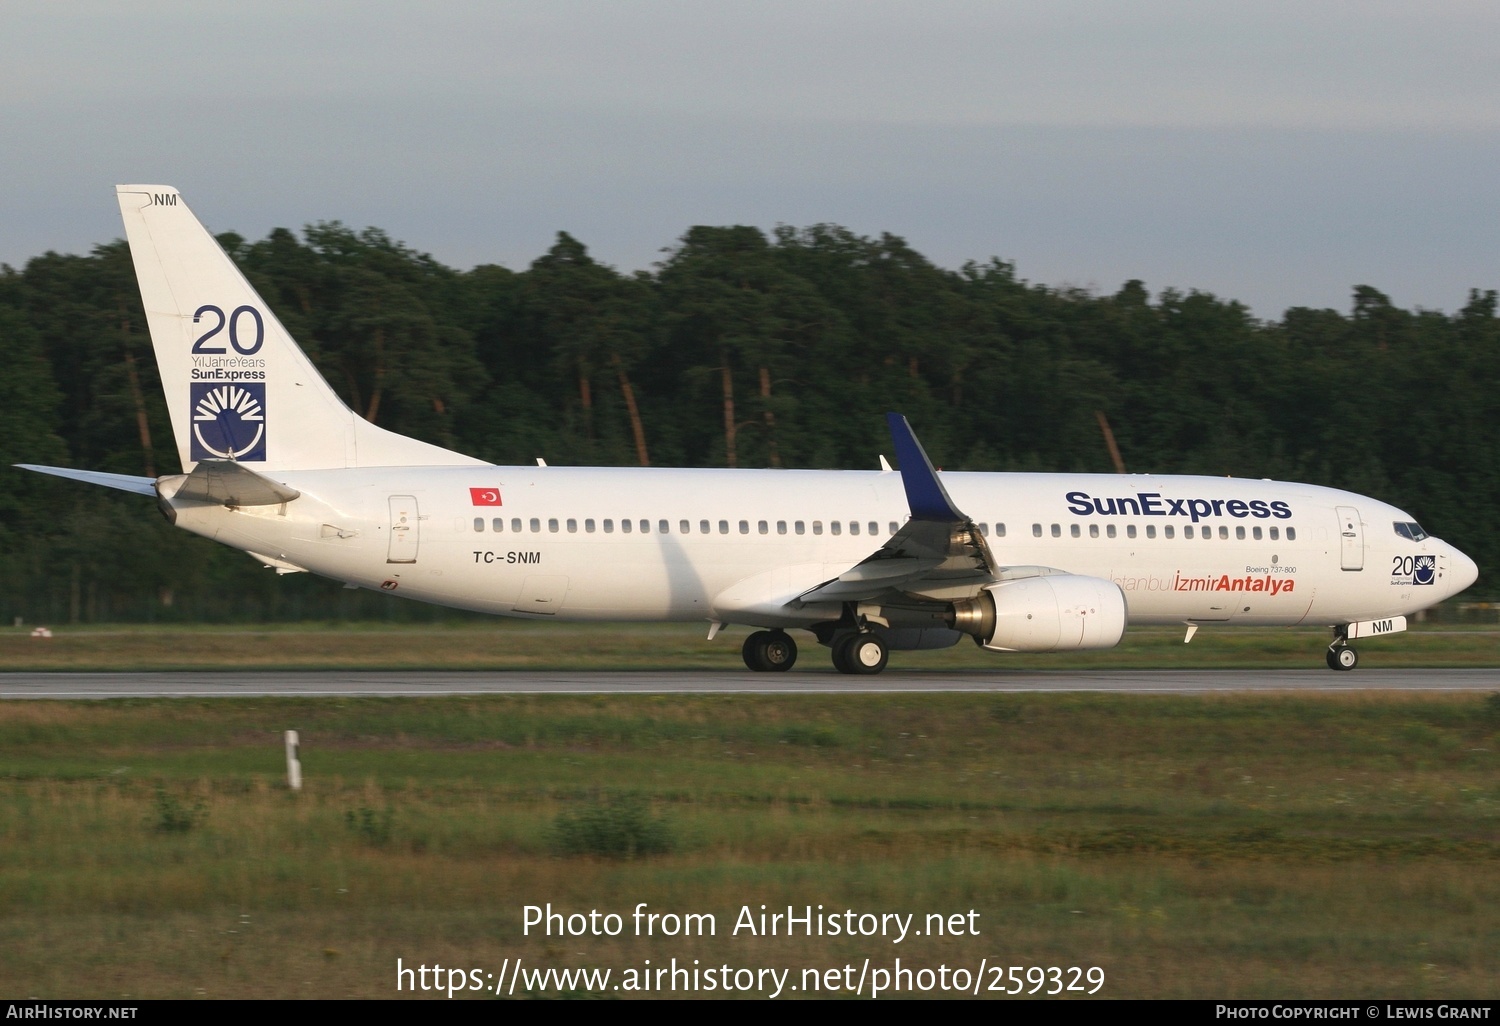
14 464 157 496
795 414 999 605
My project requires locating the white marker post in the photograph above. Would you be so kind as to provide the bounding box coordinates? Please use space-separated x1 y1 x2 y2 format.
285 730 302 791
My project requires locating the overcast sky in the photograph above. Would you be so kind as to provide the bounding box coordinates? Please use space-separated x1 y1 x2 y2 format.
3 0 1497 318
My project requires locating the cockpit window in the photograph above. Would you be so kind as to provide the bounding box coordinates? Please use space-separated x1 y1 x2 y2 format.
1393 521 1429 542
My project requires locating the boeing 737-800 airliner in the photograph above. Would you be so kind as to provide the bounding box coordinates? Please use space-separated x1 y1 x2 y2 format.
16 186 1480 673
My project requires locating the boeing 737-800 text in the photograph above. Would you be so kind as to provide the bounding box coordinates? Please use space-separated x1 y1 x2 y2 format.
16 186 1480 673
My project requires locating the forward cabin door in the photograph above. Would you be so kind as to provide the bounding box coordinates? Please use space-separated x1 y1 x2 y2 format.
387 495 419 563
1336 506 1363 571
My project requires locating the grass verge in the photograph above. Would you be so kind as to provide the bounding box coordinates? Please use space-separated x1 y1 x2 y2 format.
0 692 1497 998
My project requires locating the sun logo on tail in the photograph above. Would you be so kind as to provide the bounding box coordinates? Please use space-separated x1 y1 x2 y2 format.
190 383 268 461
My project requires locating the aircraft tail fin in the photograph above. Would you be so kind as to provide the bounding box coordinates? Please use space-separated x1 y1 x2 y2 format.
115 185 487 473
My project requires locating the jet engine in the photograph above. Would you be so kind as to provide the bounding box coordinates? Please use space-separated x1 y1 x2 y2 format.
949 575 1127 652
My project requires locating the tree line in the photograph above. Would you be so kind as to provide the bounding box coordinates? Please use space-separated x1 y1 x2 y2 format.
0 220 1494 623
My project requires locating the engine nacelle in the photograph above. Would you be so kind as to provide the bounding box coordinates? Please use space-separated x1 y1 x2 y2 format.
950 575 1127 652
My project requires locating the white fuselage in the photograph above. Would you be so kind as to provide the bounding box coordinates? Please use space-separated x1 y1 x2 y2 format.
169 466 1477 630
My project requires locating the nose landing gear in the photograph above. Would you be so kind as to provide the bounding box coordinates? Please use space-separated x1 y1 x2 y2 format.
1326 633 1359 671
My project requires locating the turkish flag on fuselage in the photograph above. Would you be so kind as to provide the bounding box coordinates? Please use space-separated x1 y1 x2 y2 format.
469 488 503 506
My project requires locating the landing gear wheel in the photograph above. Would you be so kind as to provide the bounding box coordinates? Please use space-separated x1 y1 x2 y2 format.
834 632 888 675
1326 645 1358 671
831 634 855 674
762 631 797 672
742 630 797 672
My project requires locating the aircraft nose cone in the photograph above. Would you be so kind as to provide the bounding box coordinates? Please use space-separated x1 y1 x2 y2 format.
1449 547 1479 595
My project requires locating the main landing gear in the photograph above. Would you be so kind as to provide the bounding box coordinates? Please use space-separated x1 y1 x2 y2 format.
1326 632 1359 671
739 628 889 674
742 630 798 672
832 632 888 675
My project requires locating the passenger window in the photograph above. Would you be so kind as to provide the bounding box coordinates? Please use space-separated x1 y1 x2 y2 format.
1070 524 1081 538
813 521 823 535
831 521 842 536
511 518 522 533
719 520 729 534
622 519 632 534
1185 526 1195 539
585 518 596 533
888 522 898 535
1144 525 1154 539
1218 526 1228 540
1235 526 1245 540
868 522 879 536
1107 524 1117 538
529 517 541 533
659 520 669 534
1089 524 1099 538
739 520 749 535
547 518 557 533
1126 525 1136 539
1033 524 1043 538
1252 526 1262 540
493 518 504 533
603 519 614 534
473 518 484 532
1287 527 1297 541
978 523 989 537
1051 524 1061 538
758 520 768 535
850 521 860 536
777 521 787 535
1270 526 1279 541
680 520 691 534
995 523 1006 538
1164 525 1175 539
796 521 806 535
640 519 650 534
700 520 711 534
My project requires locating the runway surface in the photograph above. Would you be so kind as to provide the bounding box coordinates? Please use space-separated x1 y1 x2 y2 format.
0 668 1497 698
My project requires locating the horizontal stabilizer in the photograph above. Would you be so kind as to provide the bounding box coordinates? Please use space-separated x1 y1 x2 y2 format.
14 464 156 496
159 460 301 506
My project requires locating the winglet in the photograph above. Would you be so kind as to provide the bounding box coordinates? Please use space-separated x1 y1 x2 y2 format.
885 413 966 521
